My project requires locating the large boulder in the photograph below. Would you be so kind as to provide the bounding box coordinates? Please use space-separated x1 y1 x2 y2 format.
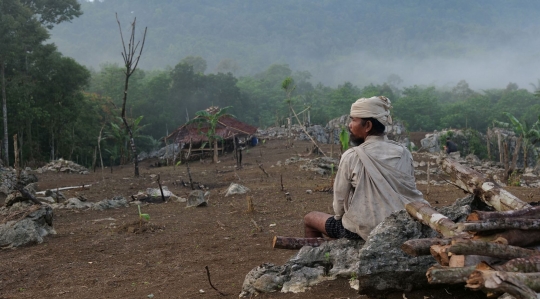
356 195 473 295
0 168 38 195
0 203 55 248
240 238 365 297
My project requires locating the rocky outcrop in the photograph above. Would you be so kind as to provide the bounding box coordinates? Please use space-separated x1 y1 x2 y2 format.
0 203 55 248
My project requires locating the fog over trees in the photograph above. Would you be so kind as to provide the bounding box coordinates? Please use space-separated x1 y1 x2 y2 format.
51 0 540 89
4 0 540 167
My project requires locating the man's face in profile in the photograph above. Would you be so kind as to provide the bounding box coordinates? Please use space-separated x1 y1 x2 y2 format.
348 117 367 146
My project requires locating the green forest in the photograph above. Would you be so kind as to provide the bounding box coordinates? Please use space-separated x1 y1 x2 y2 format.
3 0 540 169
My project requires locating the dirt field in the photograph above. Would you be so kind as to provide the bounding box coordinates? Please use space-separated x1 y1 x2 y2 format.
1 139 537 299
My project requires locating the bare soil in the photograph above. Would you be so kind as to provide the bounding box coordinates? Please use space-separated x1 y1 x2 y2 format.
1 139 538 299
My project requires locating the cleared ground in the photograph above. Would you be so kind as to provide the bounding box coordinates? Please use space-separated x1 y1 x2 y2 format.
1 139 537 299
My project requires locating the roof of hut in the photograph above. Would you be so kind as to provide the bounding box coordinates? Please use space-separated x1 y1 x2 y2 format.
164 106 257 144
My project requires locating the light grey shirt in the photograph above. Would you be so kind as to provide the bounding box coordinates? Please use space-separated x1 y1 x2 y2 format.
333 135 427 239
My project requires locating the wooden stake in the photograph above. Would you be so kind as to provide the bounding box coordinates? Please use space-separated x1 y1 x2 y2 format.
246 196 254 213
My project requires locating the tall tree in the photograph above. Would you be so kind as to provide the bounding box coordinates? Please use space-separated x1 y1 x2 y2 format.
0 0 80 165
116 13 147 177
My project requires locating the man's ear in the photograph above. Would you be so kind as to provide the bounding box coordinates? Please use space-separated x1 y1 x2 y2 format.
365 120 373 133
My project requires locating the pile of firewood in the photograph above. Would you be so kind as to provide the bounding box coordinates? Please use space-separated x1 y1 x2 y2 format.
402 158 540 299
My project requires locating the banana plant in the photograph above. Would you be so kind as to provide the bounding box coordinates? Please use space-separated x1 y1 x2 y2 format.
187 106 233 163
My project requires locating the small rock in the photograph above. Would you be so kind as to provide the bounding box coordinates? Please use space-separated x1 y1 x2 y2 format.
305 190 312 194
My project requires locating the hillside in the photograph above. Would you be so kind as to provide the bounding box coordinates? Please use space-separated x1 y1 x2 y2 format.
50 0 540 87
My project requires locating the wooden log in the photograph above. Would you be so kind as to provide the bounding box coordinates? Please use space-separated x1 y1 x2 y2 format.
448 239 540 260
426 265 476 284
401 238 451 257
430 244 451 266
438 158 531 211
272 236 326 250
405 202 458 237
494 256 540 273
467 207 540 221
472 229 540 248
448 254 503 268
458 219 540 232
466 270 540 299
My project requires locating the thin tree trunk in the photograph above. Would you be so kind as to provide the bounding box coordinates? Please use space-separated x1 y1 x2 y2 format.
213 138 218 163
290 105 326 156
498 130 503 163
504 140 510 181
487 128 491 160
97 124 105 179
13 134 19 180
511 136 522 172
1 62 8 166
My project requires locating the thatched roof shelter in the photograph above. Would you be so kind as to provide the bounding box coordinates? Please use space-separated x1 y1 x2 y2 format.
164 106 257 145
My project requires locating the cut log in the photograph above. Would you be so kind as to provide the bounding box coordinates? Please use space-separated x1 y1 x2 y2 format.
272 236 326 250
467 207 540 221
448 254 503 268
405 202 458 237
426 265 476 284
438 158 531 211
430 244 451 266
494 256 540 273
472 229 540 248
458 219 540 232
401 238 451 257
466 270 540 299
449 239 540 260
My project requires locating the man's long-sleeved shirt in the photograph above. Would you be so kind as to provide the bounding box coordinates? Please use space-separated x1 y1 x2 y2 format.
333 135 428 239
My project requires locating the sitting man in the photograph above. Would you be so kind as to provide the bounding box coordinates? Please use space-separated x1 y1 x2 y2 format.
304 96 428 240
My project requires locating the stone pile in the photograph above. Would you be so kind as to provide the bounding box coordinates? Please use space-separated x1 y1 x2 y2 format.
50 196 129 210
0 168 37 195
36 159 89 174
239 195 475 297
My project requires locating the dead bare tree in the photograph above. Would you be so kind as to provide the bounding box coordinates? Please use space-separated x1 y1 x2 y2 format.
116 13 147 177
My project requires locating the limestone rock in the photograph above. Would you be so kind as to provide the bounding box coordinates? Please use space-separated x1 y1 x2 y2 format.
186 190 208 207
356 195 475 295
240 238 364 297
0 204 55 248
225 183 249 197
